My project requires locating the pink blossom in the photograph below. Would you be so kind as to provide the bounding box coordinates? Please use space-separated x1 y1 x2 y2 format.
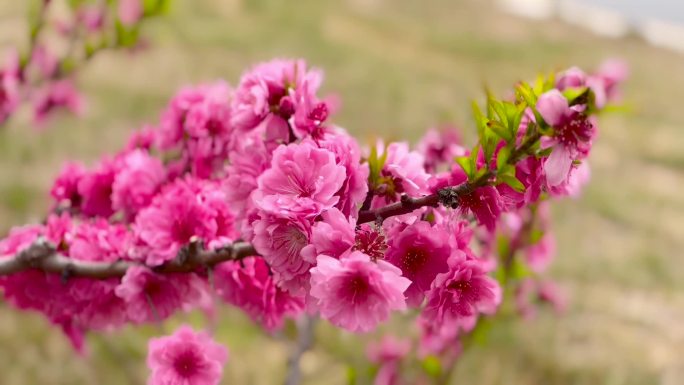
251 213 312 294
69 219 131 263
124 125 157 151
367 336 410 385
0 225 43 259
367 335 410 363
45 212 72 245
548 160 591 197
555 66 587 90
592 59 628 106
514 278 538 319
147 325 228 385
301 208 355 263
373 142 430 205
0 50 20 124
183 82 233 178
223 132 272 218
112 149 166 219
416 126 466 172
76 5 105 32
431 167 503 231
198 181 238 249
133 177 222 265
353 224 388 262
78 158 117 218
115 266 203 323
525 231 556 273
31 45 59 77
496 155 544 209
385 221 451 306
32 80 84 125
157 85 207 150
536 89 595 186
214 257 304 331
231 59 318 133
515 279 567 318
288 68 329 138
253 141 346 218
423 256 501 325
309 252 411 332
0 226 53 311
317 129 370 217
118 0 143 26
538 280 568 315
50 161 87 208
417 316 467 359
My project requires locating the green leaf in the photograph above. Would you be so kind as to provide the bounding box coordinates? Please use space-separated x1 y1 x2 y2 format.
346 366 357 385
469 318 493 346
455 156 474 179
488 120 512 142
144 0 172 16
533 72 555 95
422 355 442 378
562 86 589 104
507 102 526 140
367 143 387 189
499 173 525 192
515 82 537 107
496 146 511 171
471 101 487 138
509 258 533 280
528 229 544 245
114 21 140 47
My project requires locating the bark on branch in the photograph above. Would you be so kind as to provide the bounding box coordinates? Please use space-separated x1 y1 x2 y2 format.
0 238 257 278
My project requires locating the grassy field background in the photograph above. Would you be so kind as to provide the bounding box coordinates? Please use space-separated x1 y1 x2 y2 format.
0 0 683 384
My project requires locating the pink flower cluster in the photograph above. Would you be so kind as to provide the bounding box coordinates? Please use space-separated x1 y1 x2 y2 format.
0 58 625 358
0 0 160 128
147 325 228 385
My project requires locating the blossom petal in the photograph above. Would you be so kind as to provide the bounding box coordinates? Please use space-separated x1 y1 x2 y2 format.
536 89 569 127
544 145 573 187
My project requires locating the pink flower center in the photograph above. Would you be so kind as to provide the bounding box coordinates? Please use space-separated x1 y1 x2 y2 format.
171 217 196 244
0 86 7 105
173 349 202 377
308 102 328 124
556 115 593 150
205 119 225 136
345 275 369 304
457 191 477 210
354 227 387 261
377 171 405 203
273 226 307 259
447 279 479 305
400 248 427 276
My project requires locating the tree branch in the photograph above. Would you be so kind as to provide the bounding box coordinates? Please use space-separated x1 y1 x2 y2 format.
0 238 256 278
284 316 317 385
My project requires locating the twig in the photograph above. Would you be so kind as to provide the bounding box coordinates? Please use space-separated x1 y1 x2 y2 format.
0 238 256 278
284 316 317 385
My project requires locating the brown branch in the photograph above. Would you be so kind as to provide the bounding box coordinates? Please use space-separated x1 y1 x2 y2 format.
0 238 256 278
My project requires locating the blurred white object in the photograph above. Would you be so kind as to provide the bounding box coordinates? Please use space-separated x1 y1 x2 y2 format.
497 0 554 20
639 18 684 54
558 0 630 38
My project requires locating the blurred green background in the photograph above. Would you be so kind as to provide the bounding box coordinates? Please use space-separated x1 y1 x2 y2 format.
1 0 683 384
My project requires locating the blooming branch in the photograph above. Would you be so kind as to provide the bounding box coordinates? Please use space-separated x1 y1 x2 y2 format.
0 238 256 278
0 56 626 385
